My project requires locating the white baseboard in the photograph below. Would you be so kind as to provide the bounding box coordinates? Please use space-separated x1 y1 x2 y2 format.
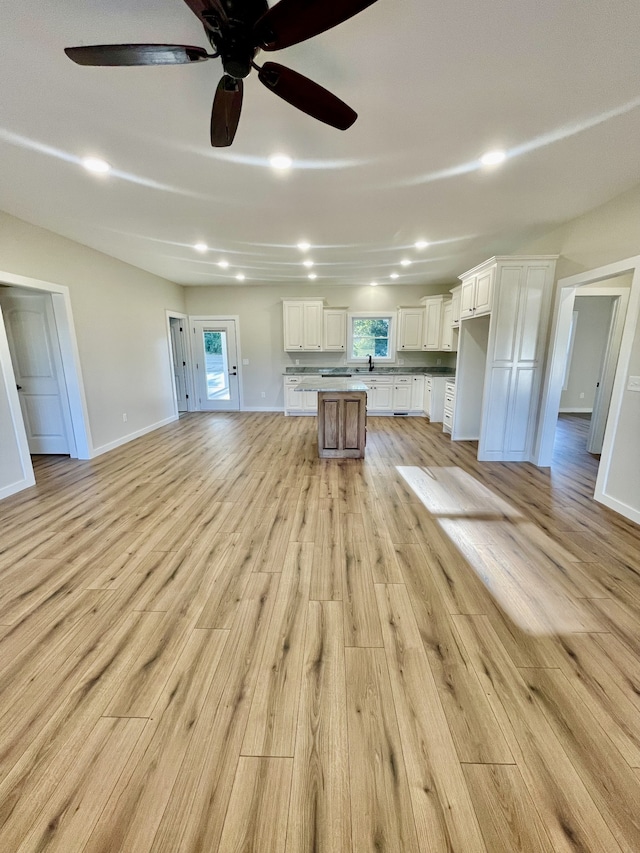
0 472 36 501
595 492 640 525
558 407 593 413
90 415 178 458
242 406 284 413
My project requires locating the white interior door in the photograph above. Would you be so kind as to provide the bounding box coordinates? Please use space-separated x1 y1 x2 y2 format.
192 319 240 411
169 317 189 413
0 290 72 454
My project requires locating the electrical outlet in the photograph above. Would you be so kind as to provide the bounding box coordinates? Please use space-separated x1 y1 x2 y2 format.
436 358 442 365
242 358 249 365
122 413 127 422
579 392 585 399
398 358 404 365
295 359 300 365
261 392 266 398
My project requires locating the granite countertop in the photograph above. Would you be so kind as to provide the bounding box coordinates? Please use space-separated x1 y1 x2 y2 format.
294 378 369 393
284 366 456 377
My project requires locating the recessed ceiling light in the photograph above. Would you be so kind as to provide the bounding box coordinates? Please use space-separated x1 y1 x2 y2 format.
370 281 378 287
308 273 317 280
297 241 310 252
390 272 399 280
400 259 412 267
236 273 245 281
415 240 429 250
82 156 111 174
194 242 208 253
480 149 506 166
303 259 314 268
218 260 229 268
270 153 292 171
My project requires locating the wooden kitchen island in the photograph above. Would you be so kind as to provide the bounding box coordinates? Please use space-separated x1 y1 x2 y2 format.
295 378 368 458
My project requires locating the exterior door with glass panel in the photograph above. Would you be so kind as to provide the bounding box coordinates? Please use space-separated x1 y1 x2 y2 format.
192 319 240 411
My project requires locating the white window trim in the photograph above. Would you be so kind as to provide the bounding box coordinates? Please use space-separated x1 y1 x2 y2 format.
347 311 396 363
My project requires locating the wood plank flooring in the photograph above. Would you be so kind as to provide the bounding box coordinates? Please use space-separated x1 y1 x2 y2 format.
1 411 639 852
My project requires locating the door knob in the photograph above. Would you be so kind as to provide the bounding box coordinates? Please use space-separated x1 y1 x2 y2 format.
16 384 22 390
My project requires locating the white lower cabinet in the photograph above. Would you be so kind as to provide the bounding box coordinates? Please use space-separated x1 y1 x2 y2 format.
443 381 456 434
283 376 317 415
392 382 413 412
424 376 447 422
364 376 393 412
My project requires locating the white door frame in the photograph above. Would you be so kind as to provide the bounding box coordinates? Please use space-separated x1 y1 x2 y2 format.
534 255 640 519
586 290 629 453
165 310 194 415
0 270 92 471
188 315 243 411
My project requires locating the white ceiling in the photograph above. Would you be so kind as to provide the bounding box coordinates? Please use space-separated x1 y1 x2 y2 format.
2 0 640 287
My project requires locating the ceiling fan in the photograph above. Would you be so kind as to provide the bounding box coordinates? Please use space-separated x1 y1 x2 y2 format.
65 0 380 147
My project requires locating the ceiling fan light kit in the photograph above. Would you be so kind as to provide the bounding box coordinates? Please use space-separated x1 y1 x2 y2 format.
65 0 381 146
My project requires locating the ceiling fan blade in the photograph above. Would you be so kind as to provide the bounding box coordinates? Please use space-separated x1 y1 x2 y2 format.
255 0 380 51
211 75 243 147
65 44 210 66
258 62 356 130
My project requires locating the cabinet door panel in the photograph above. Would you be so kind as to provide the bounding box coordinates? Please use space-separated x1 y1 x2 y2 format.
398 310 424 350
283 303 304 350
474 269 494 315
460 279 476 317
303 303 323 350
393 384 412 410
323 310 346 351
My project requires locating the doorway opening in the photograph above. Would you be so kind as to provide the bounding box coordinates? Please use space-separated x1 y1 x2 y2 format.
552 280 630 462
0 271 91 499
166 313 190 414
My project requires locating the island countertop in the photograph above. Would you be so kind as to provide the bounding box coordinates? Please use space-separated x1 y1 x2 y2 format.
294 378 369 393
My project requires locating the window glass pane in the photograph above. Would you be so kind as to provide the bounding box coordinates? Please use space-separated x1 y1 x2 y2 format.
203 330 230 400
351 317 390 359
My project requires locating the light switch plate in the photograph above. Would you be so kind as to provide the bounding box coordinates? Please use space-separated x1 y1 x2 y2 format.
242 358 249 365
627 375 640 392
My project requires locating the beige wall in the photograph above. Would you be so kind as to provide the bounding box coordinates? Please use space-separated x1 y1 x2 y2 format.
517 183 640 277
0 211 185 484
184 282 457 410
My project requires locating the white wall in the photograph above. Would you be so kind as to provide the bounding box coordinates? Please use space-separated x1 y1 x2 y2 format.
184 282 457 410
560 296 613 411
0 211 186 497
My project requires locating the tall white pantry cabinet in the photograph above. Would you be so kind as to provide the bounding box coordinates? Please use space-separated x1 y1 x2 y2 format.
453 256 558 462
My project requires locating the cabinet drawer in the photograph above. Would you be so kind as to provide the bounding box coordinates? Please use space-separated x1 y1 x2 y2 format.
445 382 456 395
443 409 453 429
285 377 301 385
394 376 411 384
365 376 392 385
444 393 454 408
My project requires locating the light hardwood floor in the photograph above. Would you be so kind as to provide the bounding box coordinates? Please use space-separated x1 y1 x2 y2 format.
1 412 639 852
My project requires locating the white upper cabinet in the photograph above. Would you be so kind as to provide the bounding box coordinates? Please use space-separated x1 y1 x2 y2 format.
397 307 424 351
420 295 455 351
460 267 495 319
422 296 444 350
283 299 324 351
440 300 455 351
450 285 462 327
323 309 347 351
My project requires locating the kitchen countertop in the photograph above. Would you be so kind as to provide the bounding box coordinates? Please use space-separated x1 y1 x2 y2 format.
284 366 456 377
294 378 369 393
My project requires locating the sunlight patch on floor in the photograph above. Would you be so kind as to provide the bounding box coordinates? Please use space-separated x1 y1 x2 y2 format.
396 465 600 635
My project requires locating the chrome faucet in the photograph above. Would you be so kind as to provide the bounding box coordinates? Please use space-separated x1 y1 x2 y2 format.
368 354 374 372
